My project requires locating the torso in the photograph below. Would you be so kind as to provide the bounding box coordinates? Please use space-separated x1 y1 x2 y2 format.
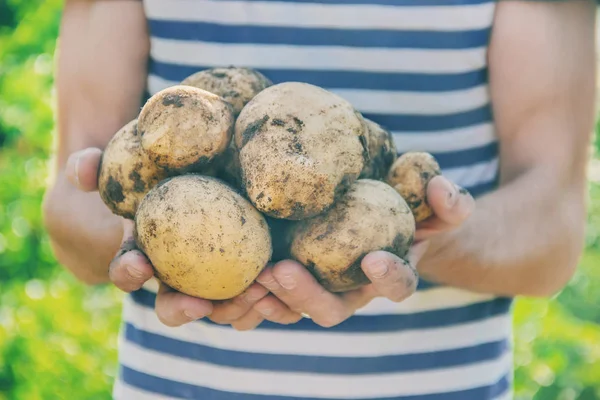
113 0 513 398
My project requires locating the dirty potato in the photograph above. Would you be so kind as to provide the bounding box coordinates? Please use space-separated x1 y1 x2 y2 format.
359 117 397 180
134 175 272 300
289 179 416 292
98 119 168 219
181 67 272 187
234 82 368 220
386 152 442 222
138 85 235 173
181 66 273 116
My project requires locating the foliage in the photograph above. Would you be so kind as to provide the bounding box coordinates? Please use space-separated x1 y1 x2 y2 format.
0 2 599 399
0 1 123 399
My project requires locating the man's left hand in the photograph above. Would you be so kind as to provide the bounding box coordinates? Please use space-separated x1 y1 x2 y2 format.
254 175 475 328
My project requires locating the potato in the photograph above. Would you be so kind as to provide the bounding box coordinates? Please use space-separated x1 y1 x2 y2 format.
180 67 272 187
138 85 235 173
98 119 168 219
386 152 441 222
181 66 273 116
289 179 416 292
234 82 368 220
359 117 397 180
134 175 272 300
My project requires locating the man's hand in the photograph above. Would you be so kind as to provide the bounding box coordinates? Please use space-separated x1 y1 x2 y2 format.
254 176 475 328
64 148 299 330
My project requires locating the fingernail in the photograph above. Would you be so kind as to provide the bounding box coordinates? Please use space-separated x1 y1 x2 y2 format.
276 274 296 290
127 265 145 280
367 261 389 278
444 181 459 208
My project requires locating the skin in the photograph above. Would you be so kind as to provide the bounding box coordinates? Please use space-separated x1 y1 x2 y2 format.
43 0 595 329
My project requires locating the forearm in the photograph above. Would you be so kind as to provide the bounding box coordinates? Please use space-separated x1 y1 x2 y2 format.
420 0 597 298
419 163 587 297
43 0 149 283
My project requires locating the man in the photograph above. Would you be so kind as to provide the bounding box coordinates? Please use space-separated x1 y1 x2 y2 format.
43 0 596 398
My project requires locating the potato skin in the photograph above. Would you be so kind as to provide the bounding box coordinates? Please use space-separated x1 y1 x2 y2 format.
181 66 273 116
134 175 272 300
386 152 441 222
289 179 416 292
234 82 368 220
181 67 272 187
359 117 398 180
138 85 235 173
98 119 168 219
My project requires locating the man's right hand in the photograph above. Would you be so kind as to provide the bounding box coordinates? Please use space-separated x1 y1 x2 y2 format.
64 148 302 329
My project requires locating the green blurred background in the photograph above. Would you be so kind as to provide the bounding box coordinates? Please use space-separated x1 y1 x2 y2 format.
0 2 599 399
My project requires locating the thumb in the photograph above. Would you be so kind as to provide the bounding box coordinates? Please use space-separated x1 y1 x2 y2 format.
109 218 155 293
407 239 430 267
65 147 103 192
425 175 474 227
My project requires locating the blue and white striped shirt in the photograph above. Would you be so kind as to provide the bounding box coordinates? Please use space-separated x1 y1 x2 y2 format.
113 0 513 398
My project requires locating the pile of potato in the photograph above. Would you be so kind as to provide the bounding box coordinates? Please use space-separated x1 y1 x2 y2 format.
98 66 443 300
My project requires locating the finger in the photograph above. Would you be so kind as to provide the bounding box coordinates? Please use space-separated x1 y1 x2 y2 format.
155 282 214 327
230 309 265 331
253 294 303 325
415 176 475 240
108 219 154 292
406 240 431 267
65 148 103 192
256 261 351 328
342 243 429 307
360 251 418 302
426 175 475 225
209 283 269 324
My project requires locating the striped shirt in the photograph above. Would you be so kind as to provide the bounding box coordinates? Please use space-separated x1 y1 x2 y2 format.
113 0 514 398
